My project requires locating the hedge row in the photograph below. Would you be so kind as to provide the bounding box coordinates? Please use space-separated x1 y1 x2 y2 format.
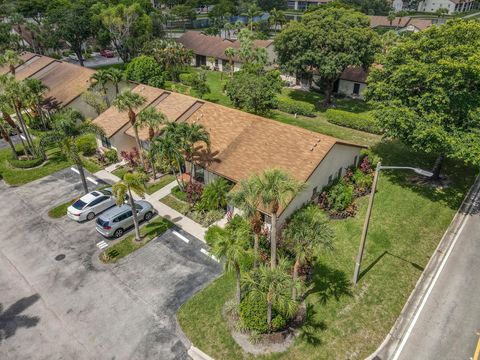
325 109 382 134
8 154 45 169
277 96 316 117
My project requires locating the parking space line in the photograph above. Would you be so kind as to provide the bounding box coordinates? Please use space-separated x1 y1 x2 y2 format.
96 241 108 249
200 248 219 262
172 230 190 244
87 177 98 185
70 167 80 174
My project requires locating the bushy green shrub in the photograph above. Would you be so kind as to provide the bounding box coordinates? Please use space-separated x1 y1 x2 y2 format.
277 97 316 117
125 56 164 84
271 314 287 331
147 75 165 88
179 72 199 86
76 135 97 156
240 296 269 333
8 154 44 169
204 225 225 247
326 109 382 134
327 182 354 212
104 149 118 164
196 178 231 212
352 169 373 189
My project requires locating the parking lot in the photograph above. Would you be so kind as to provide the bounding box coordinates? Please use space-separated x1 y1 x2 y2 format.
0 168 221 359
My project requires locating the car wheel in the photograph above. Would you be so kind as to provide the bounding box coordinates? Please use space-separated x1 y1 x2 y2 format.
114 228 124 238
144 211 153 221
86 212 95 221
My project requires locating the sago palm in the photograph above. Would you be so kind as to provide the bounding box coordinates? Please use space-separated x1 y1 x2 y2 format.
283 204 334 300
242 257 301 329
41 109 104 194
229 177 263 268
255 169 305 268
112 172 148 241
113 89 147 169
210 223 251 304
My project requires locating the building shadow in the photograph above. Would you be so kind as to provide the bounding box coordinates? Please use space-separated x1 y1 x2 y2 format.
358 251 424 281
0 294 41 342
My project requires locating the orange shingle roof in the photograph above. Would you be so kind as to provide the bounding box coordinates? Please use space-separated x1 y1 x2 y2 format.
15 55 56 81
0 51 36 75
369 16 433 31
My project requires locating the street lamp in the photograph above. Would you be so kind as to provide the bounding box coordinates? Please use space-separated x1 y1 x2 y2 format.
352 162 433 285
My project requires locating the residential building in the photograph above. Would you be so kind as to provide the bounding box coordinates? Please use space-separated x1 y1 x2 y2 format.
369 16 434 32
287 0 333 10
417 0 476 14
93 84 364 227
177 31 276 72
334 67 368 99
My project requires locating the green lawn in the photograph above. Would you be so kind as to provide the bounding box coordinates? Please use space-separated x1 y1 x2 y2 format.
145 174 176 195
177 140 476 359
101 216 173 263
48 198 78 218
112 166 129 179
159 193 188 213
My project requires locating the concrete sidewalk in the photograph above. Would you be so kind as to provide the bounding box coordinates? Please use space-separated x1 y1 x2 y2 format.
93 170 208 242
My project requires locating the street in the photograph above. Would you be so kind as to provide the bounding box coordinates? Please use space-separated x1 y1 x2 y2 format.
0 169 221 359
393 180 480 360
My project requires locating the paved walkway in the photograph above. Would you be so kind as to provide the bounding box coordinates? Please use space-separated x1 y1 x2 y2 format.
93 170 208 242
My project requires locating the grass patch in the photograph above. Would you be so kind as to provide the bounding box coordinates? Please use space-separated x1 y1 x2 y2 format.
177 140 476 359
145 174 176 195
112 166 129 179
101 216 173 263
48 198 77 218
159 193 188 213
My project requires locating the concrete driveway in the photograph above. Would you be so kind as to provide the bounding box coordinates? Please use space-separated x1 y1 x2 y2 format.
0 169 221 359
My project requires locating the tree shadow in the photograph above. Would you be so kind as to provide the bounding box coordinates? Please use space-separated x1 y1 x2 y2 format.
370 140 477 212
0 294 41 342
297 303 327 346
306 263 352 305
358 251 424 281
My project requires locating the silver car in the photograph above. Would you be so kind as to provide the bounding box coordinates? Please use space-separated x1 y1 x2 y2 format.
95 200 154 238
67 188 116 222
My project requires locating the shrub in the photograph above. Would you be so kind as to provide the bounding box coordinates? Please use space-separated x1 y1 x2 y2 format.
147 75 165 88
179 72 199 86
240 296 269 333
326 109 382 134
196 178 231 212
271 314 287 331
76 135 97 156
277 97 316 117
8 154 44 169
326 182 354 212
172 185 188 202
120 147 140 168
125 56 164 84
205 225 225 247
104 149 118 164
352 169 373 190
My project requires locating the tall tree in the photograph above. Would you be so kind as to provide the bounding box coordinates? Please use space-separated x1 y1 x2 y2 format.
268 8 286 30
171 4 196 31
90 70 111 107
0 112 18 159
150 130 184 189
210 219 252 304
0 50 22 75
242 257 301 329
229 178 263 268
365 19 480 179
41 109 104 194
112 89 147 170
178 122 210 182
106 68 124 96
112 172 149 241
137 107 166 180
142 39 192 81
224 47 236 76
283 205 334 300
23 78 48 130
274 6 381 105
255 169 304 268
242 3 262 31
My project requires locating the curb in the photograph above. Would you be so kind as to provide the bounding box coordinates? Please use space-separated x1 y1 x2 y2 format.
368 173 480 360
188 345 215 360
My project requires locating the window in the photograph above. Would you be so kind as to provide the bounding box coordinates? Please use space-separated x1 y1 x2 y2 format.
353 83 361 96
101 135 111 148
72 199 87 210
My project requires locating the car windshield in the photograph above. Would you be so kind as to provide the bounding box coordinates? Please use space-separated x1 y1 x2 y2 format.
96 217 109 227
100 189 112 196
72 199 87 210
134 204 143 210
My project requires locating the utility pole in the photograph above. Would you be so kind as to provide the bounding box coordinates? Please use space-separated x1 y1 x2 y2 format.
353 162 381 285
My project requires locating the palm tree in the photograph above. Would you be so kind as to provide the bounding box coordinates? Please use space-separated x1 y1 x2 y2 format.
243 4 262 31
0 116 18 159
150 131 184 189
283 205 334 300
24 78 49 130
255 169 305 268
106 68 124 96
90 70 111 106
242 257 301 329
387 11 396 27
112 89 147 169
112 172 148 242
224 47 236 76
40 109 104 194
210 222 251 304
0 50 23 75
268 8 286 31
137 107 166 179
229 177 263 268
178 122 210 182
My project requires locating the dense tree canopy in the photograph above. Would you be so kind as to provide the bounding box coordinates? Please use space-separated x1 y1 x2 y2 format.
365 19 480 178
339 0 393 15
274 7 381 105
125 55 165 87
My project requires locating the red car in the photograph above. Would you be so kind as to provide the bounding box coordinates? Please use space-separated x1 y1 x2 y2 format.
100 49 114 58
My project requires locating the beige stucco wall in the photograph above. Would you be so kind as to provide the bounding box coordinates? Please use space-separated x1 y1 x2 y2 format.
337 80 367 100
277 144 363 225
96 122 137 155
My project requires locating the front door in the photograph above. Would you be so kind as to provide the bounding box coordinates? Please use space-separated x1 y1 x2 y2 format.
353 83 361 96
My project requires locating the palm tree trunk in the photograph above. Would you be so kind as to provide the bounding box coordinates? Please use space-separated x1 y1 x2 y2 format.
151 156 157 180
128 187 142 241
235 262 241 304
115 83 119 96
14 106 33 158
270 212 277 268
133 126 146 171
431 154 444 180
292 256 301 301
0 126 17 159
102 86 110 107
253 232 259 268
77 161 89 194
3 112 19 132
